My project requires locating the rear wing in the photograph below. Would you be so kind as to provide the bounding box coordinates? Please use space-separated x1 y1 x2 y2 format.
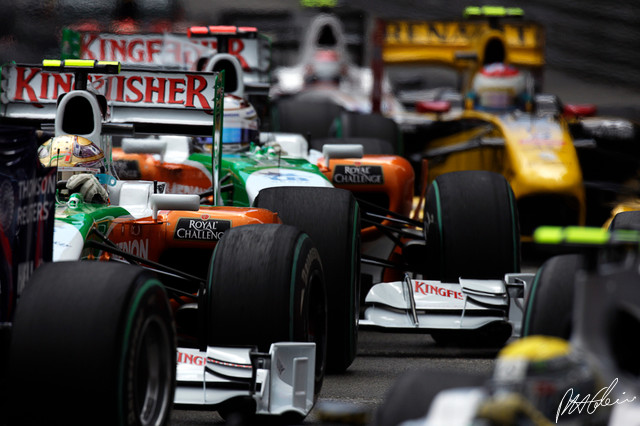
381 7 545 72
0 61 223 136
61 29 213 70
0 60 225 203
61 26 271 90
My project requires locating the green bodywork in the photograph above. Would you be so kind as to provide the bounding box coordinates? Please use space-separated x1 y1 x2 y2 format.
190 144 330 207
55 194 132 259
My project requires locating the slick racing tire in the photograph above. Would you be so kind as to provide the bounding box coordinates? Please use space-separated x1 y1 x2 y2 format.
8 261 176 426
609 211 640 231
207 223 327 398
255 187 360 373
272 97 344 142
333 111 401 154
425 170 521 283
522 254 583 339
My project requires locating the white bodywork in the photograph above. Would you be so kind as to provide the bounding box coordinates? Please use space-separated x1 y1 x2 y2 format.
1 62 318 419
270 14 404 117
52 221 86 261
175 343 316 416
260 132 309 159
360 273 533 337
245 167 333 204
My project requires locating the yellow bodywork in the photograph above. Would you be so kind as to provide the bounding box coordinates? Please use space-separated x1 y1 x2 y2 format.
380 12 587 236
602 200 640 230
424 109 586 236
383 18 545 89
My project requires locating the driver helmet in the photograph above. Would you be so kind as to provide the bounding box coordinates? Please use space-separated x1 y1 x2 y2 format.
196 95 259 153
305 49 345 85
38 134 107 201
470 63 528 111
479 335 607 424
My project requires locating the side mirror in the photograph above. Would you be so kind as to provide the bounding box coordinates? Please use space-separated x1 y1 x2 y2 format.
415 100 452 114
150 193 200 221
322 144 364 163
563 104 597 119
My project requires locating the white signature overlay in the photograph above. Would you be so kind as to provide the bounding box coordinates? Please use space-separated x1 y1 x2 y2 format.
556 378 637 423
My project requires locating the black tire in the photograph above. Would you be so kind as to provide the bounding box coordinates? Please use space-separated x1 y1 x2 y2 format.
254 187 360 373
333 111 402 154
272 97 344 142
207 223 327 396
425 170 521 283
310 137 395 155
8 261 176 426
522 254 582 339
609 211 640 231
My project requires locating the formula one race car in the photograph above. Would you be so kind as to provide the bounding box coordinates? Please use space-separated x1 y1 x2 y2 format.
0 59 359 424
376 226 640 426
61 23 273 118
271 7 640 239
270 12 404 119
93 24 537 349
62 26 361 373
69 20 534 348
382 6 640 236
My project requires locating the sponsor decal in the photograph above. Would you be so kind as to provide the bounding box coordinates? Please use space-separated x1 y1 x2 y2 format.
259 170 311 183
116 238 149 259
414 281 464 300
538 152 560 162
16 261 34 297
80 33 210 68
517 125 564 148
177 351 206 366
385 21 542 49
177 350 252 368
174 217 230 241
333 165 384 184
3 65 215 110
79 33 260 71
13 174 56 226
519 136 564 147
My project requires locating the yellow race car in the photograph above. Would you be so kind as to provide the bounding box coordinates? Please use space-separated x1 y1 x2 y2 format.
377 6 639 238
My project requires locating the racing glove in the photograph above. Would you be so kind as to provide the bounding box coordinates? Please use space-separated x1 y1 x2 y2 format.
66 173 109 204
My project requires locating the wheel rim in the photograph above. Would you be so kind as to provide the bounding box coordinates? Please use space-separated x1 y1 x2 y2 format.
308 267 327 393
135 315 173 426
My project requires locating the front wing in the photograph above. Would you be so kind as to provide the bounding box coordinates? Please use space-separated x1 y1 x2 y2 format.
360 273 533 337
175 342 316 417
